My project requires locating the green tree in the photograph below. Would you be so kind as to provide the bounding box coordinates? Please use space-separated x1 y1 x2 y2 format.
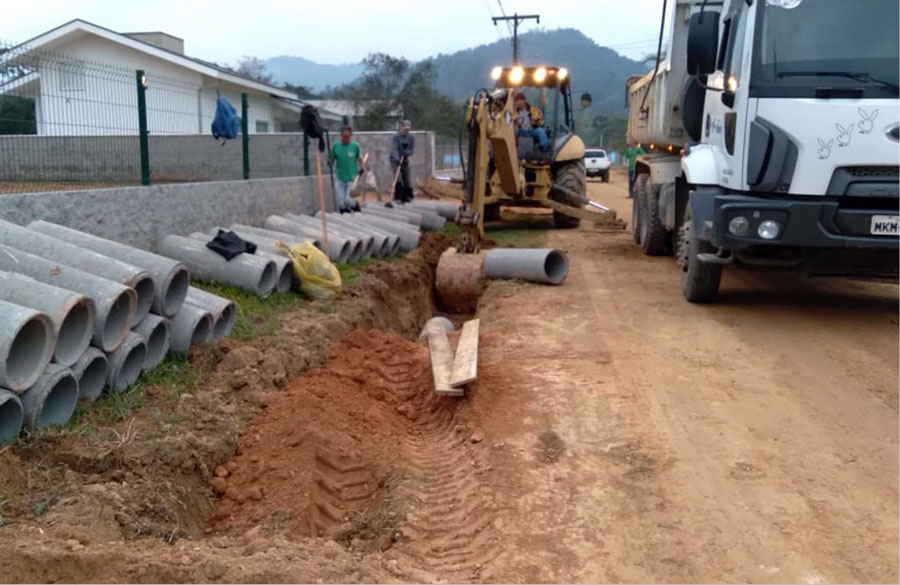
233 56 273 84
282 82 317 99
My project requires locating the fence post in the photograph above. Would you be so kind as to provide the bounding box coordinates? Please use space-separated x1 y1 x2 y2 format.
135 70 150 186
241 93 250 180
303 131 310 176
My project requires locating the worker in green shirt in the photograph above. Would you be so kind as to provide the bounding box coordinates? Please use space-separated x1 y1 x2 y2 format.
330 125 365 213
625 143 645 199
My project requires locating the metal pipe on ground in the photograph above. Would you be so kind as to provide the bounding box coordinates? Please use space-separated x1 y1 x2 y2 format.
72 347 108 404
0 244 136 353
169 302 214 353
483 248 570 285
133 314 171 370
186 233 293 293
260 218 352 264
27 221 190 318
159 235 277 297
184 287 236 342
0 299 55 392
284 213 378 258
20 364 78 428
321 214 395 257
106 331 146 392
0 271 94 367
0 390 23 445
0 219 155 324
353 215 421 251
266 215 365 262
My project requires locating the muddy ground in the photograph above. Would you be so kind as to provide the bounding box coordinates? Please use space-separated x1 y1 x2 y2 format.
0 173 897 583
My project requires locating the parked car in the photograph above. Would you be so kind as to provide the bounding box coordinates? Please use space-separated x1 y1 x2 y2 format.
584 149 610 181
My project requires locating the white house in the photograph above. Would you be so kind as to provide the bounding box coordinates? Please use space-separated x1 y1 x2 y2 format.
0 19 341 136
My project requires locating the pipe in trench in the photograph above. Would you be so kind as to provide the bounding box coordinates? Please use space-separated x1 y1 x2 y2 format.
19 364 78 428
186 233 293 293
271 215 365 261
0 299 56 392
169 302 214 353
71 346 108 404
261 217 353 264
284 213 378 259
184 286 236 342
133 313 171 370
318 213 392 258
353 214 421 251
27 221 190 318
159 235 277 297
0 219 155 324
0 389 23 445
483 248 569 285
0 270 95 367
106 331 146 392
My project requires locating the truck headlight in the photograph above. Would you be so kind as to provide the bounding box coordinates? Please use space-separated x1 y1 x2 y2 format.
491 66 503 81
758 220 782 240
557 67 569 81
728 216 750 237
509 66 525 84
533 67 547 83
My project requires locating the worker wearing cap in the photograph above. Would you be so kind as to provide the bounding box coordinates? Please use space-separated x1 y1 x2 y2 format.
390 120 415 204
514 93 548 153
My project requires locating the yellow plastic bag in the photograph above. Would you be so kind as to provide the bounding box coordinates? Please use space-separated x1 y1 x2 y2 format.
274 240 342 300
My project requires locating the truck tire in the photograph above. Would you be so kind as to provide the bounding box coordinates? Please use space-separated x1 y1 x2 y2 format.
484 203 501 221
677 207 722 303
632 174 649 243
639 180 668 256
552 161 586 229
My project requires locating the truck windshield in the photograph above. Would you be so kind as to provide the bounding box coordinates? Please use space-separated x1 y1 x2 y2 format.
751 0 899 98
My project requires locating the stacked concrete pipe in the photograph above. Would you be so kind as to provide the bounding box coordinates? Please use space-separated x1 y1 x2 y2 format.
169 302 214 353
0 219 155 324
352 214 421 251
216 226 311 258
133 314 171 370
0 244 136 352
184 287 236 342
483 248 570 285
266 215 363 262
106 331 147 392
186 232 293 293
262 216 353 264
19 364 78 428
362 204 446 231
228 224 324 255
321 214 400 257
72 347 109 404
0 390 23 445
159 235 277 297
0 299 56 392
285 213 382 258
0 271 94 367
28 220 190 318
400 200 460 220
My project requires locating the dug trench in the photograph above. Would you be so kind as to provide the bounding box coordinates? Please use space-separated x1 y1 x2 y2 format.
0 232 502 583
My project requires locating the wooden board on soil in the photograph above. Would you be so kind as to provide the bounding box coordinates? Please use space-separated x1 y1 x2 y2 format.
450 319 479 388
427 323 462 396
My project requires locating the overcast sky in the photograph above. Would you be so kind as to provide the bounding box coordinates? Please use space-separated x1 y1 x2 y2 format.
3 0 666 65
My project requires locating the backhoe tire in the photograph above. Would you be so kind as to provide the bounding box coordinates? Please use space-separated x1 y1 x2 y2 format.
552 161 587 229
639 180 669 256
632 174 649 244
483 203 501 222
677 206 722 303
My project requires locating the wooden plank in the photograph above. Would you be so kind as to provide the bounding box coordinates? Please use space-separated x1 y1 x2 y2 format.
450 319 480 388
426 323 462 396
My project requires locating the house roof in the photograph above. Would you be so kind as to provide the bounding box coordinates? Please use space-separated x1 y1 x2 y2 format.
305 100 403 118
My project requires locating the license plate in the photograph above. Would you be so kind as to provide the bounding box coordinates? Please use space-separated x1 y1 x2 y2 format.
870 215 899 236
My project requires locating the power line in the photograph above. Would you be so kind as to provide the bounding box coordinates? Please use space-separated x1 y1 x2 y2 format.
483 0 506 39
496 0 514 37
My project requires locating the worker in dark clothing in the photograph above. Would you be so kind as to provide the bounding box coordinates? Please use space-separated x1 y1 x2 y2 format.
390 120 415 204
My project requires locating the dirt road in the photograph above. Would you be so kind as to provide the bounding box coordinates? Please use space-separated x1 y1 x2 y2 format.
466 174 899 583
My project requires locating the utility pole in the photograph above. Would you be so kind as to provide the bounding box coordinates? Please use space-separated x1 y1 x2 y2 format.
492 13 540 64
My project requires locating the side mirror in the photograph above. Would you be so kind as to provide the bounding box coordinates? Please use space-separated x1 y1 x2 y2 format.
687 11 720 76
580 92 592 108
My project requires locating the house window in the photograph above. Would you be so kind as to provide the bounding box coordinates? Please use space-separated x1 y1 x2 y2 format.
255 120 269 133
59 60 86 92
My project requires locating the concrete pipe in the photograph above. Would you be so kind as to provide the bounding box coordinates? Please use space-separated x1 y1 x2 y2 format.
262 217 352 264
214 227 293 257
319 214 392 258
27 221 190 318
483 248 569 285
330 215 401 256
0 299 56 392
187 233 293 293
418 316 455 339
363 204 446 231
0 270 95 367
159 235 277 297
227 224 322 253
284 214 375 259
20 364 78 428
354 215 421 251
184 286 236 342
106 331 146 392
435 249 485 313
169 302 214 353
270 215 364 262
0 219 155 324
0 390 23 445
357 209 422 234
133 314 171 370
402 201 460 220
0 244 135 353
71 347 108 404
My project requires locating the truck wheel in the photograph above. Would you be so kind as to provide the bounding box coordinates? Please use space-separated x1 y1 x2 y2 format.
640 180 668 256
632 174 649 243
677 208 722 303
552 161 586 229
483 203 501 221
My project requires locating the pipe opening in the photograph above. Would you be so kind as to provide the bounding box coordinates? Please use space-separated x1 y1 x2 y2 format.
133 276 156 322
102 291 134 351
0 392 23 444
338 242 352 264
143 322 170 369
349 241 363 262
257 262 277 296
215 304 236 340
544 250 570 285
55 300 93 366
8 316 52 389
276 263 293 293
78 355 108 402
191 314 214 346
116 342 146 391
164 268 190 316
39 373 78 427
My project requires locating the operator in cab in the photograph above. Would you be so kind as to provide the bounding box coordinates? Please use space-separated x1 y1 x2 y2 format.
513 92 548 154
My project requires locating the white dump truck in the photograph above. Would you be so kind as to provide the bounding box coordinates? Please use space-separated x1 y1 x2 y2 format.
627 0 899 302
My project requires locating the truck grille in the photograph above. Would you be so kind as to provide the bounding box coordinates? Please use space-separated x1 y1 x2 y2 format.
845 166 899 179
